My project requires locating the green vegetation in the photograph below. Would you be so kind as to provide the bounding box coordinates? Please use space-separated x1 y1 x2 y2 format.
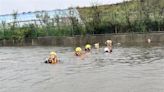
0 10 84 41
0 0 164 41
78 0 164 33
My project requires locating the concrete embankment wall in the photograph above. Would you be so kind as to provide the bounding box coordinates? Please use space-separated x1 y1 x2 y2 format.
0 32 164 46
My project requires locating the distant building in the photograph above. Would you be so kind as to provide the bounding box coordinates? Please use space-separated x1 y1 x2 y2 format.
0 8 83 26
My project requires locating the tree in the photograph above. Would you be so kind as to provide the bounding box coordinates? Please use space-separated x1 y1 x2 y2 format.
85 1 102 34
11 11 18 31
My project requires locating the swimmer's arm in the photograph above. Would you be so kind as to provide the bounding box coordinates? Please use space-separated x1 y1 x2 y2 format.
55 58 59 63
80 51 87 60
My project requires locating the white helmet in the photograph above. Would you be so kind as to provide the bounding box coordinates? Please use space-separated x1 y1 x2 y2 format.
104 47 109 52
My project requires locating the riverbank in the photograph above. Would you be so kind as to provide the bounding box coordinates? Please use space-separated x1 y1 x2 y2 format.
0 32 164 46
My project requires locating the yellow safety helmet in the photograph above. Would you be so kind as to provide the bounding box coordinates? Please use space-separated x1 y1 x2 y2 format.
75 47 82 52
50 51 57 56
85 44 91 49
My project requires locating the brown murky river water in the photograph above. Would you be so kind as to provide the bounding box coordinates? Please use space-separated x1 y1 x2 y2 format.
0 44 164 92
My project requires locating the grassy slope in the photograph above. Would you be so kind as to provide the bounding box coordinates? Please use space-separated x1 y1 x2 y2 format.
77 0 164 23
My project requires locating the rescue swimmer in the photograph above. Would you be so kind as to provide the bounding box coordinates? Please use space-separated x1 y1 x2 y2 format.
85 44 91 52
94 43 99 49
104 40 112 53
74 47 83 56
44 51 59 64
